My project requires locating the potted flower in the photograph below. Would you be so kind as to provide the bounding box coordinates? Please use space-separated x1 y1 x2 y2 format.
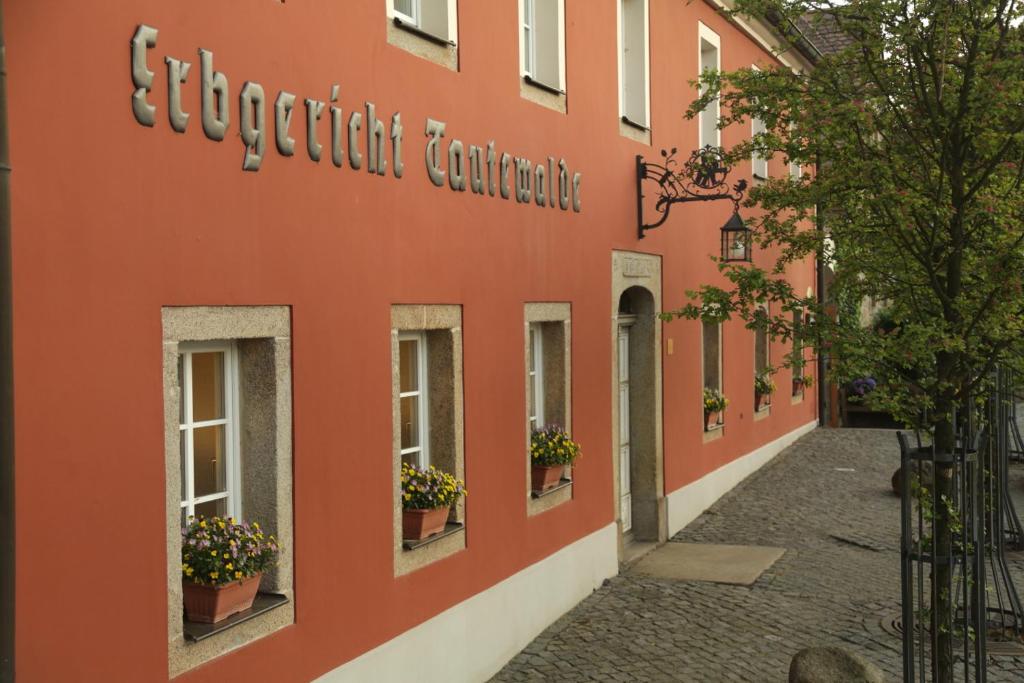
792 373 814 396
180 515 279 624
401 462 467 541
754 372 775 410
703 387 728 430
849 376 877 400
530 425 582 492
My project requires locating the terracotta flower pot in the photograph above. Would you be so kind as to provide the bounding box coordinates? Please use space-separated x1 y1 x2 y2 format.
183 573 262 624
704 411 720 430
531 464 564 492
402 506 450 540
756 393 771 411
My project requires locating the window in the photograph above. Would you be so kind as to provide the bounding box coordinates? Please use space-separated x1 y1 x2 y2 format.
754 307 769 377
520 0 565 93
702 321 722 393
524 303 572 514
163 306 294 676
386 0 459 70
528 323 545 430
619 0 650 129
698 24 721 149
178 343 239 523
754 306 771 415
394 0 418 24
752 115 768 179
790 160 802 180
398 332 428 468
391 305 465 574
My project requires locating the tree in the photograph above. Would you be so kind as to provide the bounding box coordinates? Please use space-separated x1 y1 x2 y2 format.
662 1 1024 679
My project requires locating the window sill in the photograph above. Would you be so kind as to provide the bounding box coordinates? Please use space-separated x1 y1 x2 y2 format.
531 478 572 499
619 118 651 145
183 592 289 643
520 77 567 114
402 521 464 551
620 116 649 132
754 406 771 421
791 392 804 404
523 75 564 96
703 424 724 443
386 19 458 71
392 17 455 47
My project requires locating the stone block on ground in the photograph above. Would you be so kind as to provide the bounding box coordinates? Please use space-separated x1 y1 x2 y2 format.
789 646 885 683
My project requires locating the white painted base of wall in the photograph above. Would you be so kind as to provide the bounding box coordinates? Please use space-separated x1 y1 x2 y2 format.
314 522 618 683
667 421 818 537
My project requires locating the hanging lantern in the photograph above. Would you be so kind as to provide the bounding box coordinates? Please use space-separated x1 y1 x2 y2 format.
720 211 752 262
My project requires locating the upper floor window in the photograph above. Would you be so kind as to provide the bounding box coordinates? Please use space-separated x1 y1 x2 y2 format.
619 0 650 129
178 342 239 522
698 23 721 149
389 0 457 42
521 0 565 92
750 66 768 179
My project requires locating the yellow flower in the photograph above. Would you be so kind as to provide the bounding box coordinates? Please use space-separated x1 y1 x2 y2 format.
199 521 207 529
223 553 230 559
404 493 412 500
210 551 217 557
234 571 243 580
185 567 194 577
226 563 234 571
209 571 219 580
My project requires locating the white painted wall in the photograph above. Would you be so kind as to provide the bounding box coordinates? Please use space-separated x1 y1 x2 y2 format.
315 523 618 683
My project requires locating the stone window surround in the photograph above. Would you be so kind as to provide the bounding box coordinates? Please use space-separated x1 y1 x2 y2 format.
524 303 572 516
391 304 465 576
162 306 294 678
385 0 459 72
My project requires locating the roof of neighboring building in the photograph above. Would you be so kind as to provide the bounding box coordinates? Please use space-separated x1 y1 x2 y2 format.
795 12 856 57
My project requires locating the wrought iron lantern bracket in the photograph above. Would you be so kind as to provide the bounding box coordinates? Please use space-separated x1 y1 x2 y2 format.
636 145 748 240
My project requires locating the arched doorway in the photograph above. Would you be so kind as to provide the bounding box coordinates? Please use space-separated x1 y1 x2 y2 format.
611 252 666 558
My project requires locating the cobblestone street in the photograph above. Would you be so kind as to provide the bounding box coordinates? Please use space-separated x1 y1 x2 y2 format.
493 428 1024 681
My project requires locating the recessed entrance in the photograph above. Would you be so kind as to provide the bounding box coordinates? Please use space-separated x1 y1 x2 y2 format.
610 251 666 560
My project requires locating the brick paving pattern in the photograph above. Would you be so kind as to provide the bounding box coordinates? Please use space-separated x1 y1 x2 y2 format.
493 428 1024 681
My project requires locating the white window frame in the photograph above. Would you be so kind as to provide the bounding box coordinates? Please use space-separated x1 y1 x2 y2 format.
522 0 536 78
697 22 721 149
617 0 651 128
178 341 240 521
398 331 429 468
392 0 419 25
387 0 458 43
528 323 545 430
519 0 566 91
750 65 769 179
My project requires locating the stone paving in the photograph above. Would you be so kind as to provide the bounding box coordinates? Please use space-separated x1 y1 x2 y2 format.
492 428 1024 681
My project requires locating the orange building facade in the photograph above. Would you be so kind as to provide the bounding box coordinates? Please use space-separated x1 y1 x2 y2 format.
2 1 818 681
